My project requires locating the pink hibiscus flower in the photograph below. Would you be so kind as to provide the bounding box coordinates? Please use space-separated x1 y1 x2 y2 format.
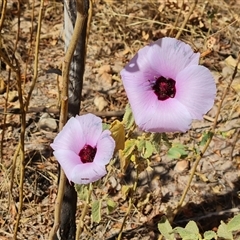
120 37 216 132
51 114 115 184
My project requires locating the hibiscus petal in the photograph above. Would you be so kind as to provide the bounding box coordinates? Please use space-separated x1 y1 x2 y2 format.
121 70 192 132
75 113 102 147
120 44 159 88
70 162 107 184
148 37 200 80
53 149 81 181
94 130 115 165
134 95 192 132
175 65 216 119
50 117 85 154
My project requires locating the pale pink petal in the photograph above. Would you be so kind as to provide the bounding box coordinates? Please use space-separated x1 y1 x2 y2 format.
53 149 81 181
175 65 216 119
122 69 192 132
133 93 192 132
70 162 107 184
120 44 159 89
147 37 200 80
75 113 102 147
51 117 85 154
94 130 115 165
120 37 216 133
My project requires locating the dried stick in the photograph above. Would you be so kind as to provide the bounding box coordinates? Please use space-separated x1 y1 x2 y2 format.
0 107 125 117
48 0 87 239
175 0 198 39
169 0 184 37
0 70 10 161
0 0 7 31
174 52 240 216
0 51 19 206
23 0 35 86
76 184 93 238
13 0 45 238
25 0 44 110
117 172 138 240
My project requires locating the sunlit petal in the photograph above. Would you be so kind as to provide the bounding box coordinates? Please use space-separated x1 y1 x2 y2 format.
51 117 85 154
70 163 107 184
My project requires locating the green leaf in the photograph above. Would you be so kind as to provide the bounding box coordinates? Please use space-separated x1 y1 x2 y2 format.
102 123 110 130
174 226 199 240
123 104 135 130
168 149 180 159
107 198 117 214
137 139 145 152
119 139 137 171
75 184 89 201
167 148 181 159
92 199 102 223
121 185 132 200
167 143 188 159
143 141 154 159
151 133 162 152
227 214 240 232
158 216 175 240
217 221 233 240
200 132 213 146
185 221 199 235
203 230 217 240
122 139 136 158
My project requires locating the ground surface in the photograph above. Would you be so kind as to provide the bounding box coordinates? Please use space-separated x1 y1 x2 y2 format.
0 0 240 239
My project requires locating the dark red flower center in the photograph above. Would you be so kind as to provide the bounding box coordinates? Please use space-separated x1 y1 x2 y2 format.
79 144 97 163
152 76 176 101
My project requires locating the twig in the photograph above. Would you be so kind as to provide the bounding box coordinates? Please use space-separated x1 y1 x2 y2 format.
0 0 7 32
174 207 240 224
12 0 45 238
175 0 198 39
230 128 240 161
0 69 10 161
117 171 138 240
25 0 44 110
112 11 192 34
169 0 184 37
0 107 125 117
76 183 93 238
48 0 87 239
173 51 240 217
23 0 35 86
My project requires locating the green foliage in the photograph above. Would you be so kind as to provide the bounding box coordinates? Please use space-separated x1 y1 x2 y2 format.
200 131 213 146
75 184 89 201
122 139 136 159
174 221 200 240
203 230 217 240
150 132 162 152
158 214 240 240
158 216 175 240
123 103 135 130
119 139 137 171
167 143 188 159
143 140 154 158
92 199 102 223
217 221 233 240
106 198 117 214
216 215 240 240
137 139 154 159
102 122 110 130
226 214 240 232
121 184 132 200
